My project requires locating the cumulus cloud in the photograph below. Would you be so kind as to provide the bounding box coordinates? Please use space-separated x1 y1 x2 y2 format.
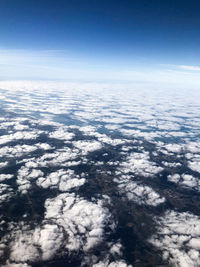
168 173 200 191
17 166 44 194
120 152 163 177
115 175 165 206
37 169 85 191
0 174 14 182
44 193 113 252
73 140 102 155
149 210 200 267
0 131 40 145
0 194 114 265
0 143 52 158
0 161 8 169
49 127 74 141
19 147 80 170
188 157 200 173
0 184 14 205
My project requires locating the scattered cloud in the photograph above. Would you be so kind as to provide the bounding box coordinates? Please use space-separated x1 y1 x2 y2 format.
149 210 200 266
0 81 200 266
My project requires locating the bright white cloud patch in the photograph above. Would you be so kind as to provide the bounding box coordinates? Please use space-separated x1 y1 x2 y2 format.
44 193 113 252
0 184 14 205
120 152 163 177
114 174 165 206
168 173 200 191
149 210 200 267
17 166 44 194
188 158 200 174
49 127 74 141
0 131 40 145
0 194 114 265
0 143 52 158
73 140 102 155
37 169 85 191
0 162 8 169
0 174 13 182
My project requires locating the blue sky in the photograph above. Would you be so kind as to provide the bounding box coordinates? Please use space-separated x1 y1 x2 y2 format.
0 0 200 86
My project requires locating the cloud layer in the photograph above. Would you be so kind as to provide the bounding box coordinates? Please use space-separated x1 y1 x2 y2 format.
0 81 200 266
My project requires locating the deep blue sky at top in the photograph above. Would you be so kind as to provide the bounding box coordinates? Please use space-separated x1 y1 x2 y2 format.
0 0 200 82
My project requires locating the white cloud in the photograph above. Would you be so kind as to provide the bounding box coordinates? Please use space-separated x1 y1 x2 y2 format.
168 173 200 191
0 174 14 182
149 210 200 267
120 152 163 177
0 194 114 265
115 175 165 206
188 158 200 174
37 169 86 191
49 127 74 141
44 193 113 252
178 65 200 71
17 166 44 194
0 145 37 158
73 140 102 155
9 231 40 263
0 162 8 169
0 184 14 205
33 224 64 261
93 260 132 267
0 131 40 145
5 262 31 267
0 143 53 158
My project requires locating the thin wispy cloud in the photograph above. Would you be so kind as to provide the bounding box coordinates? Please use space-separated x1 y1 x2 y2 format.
0 49 200 89
178 65 200 71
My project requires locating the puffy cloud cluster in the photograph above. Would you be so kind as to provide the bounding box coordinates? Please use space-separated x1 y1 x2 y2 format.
0 161 8 169
44 193 113 252
49 127 74 141
120 152 163 177
17 146 81 171
188 155 200 174
115 175 165 206
0 143 52 158
97 135 125 146
0 131 40 145
0 183 14 205
73 140 102 155
0 174 13 182
186 141 200 154
17 166 44 194
156 141 200 158
0 193 114 266
38 147 80 166
164 143 183 154
37 169 86 191
0 119 29 132
168 173 200 191
17 157 86 194
112 149 166 206
149 210 200 267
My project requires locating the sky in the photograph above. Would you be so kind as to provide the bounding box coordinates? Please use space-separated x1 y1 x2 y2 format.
0 0 200 87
